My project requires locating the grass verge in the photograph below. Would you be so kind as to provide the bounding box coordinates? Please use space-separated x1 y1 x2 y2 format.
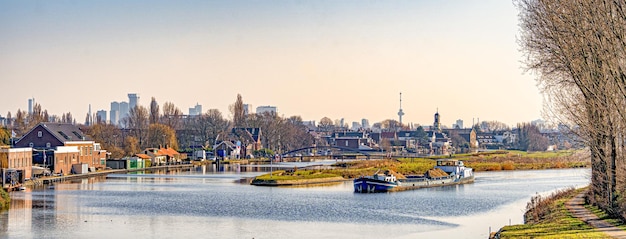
254 170 341 181
497 188 611 238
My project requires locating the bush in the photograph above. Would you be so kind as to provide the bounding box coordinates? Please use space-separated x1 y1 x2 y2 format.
524 187 576 224
0 188 9 210
502 160 515 170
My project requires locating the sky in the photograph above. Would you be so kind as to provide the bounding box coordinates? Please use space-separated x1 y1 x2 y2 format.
0 0 542 128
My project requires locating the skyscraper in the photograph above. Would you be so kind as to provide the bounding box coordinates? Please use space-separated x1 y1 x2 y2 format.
243 104 252 115
188 103 202 116
455 119 464 129
110 101 119 125
119 102 129 122
256 105 277 115
361 119 370 129
128 93 139 110
96 110 107 124
28 98 34 115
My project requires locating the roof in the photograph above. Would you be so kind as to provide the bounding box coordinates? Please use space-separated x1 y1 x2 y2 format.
135 153 152 159
215 141 237 149
157 147 179 157
231 128 262 142
17 123 92 145
333 131 367 138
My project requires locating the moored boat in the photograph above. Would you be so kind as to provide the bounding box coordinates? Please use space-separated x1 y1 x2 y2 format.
353 158 474 193
353 170 398 193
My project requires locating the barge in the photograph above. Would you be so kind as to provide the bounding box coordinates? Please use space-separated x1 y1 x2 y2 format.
354 159 474 193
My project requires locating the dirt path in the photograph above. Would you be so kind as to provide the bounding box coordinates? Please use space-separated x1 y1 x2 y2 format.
566 190 626 238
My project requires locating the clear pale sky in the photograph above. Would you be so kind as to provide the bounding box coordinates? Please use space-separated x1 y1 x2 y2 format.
0 0 542 128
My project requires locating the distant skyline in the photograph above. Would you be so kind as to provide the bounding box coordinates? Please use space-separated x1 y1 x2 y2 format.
0 0 542 127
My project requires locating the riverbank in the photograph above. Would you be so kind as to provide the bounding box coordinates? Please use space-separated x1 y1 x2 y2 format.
493 187 626 238
251 170 347 186
331 150 589 178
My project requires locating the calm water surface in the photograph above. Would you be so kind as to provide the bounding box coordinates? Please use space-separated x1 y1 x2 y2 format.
1 163 590 239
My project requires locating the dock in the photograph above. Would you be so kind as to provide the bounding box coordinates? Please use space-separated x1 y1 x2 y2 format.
36 164 194 185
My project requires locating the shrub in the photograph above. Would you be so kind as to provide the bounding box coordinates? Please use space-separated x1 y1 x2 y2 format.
502 160 515 170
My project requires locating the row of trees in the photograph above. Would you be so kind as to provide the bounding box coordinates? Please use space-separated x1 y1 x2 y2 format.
517 0 626 217
0 94 313 158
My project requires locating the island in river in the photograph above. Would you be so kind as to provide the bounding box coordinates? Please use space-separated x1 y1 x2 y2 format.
251 150 589 187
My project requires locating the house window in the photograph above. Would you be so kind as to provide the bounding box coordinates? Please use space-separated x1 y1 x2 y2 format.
29 142 34 147
46 142 51 148
38 131 42 137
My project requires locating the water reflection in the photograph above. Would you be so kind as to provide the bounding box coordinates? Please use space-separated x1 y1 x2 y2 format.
0 167 590 238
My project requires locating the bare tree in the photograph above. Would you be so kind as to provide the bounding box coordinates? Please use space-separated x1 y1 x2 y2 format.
124 106 150 148
517 0 626 216
318 117 334 132
149 97 160 125
161 101 182 130
229 94 245 127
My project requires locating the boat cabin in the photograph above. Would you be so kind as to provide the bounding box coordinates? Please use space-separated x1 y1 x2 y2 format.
435 159 467 175
372 172 397 183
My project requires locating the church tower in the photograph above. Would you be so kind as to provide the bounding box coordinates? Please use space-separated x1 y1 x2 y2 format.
433 109 441 132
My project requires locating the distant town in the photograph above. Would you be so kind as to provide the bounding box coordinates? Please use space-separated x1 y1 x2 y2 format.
0 92 581 187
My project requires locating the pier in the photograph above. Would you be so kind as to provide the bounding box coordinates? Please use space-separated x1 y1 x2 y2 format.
31 164 194 185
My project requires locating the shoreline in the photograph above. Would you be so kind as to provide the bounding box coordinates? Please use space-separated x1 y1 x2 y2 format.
251 176 348 186
23 164 194 186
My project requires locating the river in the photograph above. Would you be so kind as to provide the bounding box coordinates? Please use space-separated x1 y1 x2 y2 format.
0 162 590 238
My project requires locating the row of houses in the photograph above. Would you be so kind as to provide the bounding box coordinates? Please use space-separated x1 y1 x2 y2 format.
1 122 186 187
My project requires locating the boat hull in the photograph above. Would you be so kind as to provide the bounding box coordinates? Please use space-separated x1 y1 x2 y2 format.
394 175 474 191
353 175 474 193
353 178 398 193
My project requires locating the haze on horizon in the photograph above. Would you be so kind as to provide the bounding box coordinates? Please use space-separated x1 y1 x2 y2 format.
0 0 542 128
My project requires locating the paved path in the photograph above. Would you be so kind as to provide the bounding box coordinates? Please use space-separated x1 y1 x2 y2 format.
566 190 626 238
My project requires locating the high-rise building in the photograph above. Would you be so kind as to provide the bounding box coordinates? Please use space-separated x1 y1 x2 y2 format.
351 122 361 130
110 102 120 125
188 103 202 116
256 105 277 115
361 119 370 129
455 119 464 129
86 104 93 126
119 102 129 122
243 104 252 115
96 110 107 124
28 98 34 115
128 93 139 110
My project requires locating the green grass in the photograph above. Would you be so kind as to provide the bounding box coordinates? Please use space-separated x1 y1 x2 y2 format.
254 170 341 181
498 189 611 239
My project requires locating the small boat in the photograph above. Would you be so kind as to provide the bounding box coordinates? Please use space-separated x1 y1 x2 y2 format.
354 158 474 193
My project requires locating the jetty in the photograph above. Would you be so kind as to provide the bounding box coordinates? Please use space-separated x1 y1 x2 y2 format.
28 164 194 185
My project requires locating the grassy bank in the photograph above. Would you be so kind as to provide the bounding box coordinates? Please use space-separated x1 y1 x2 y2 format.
331 150 589 178
497 188 610 238
254 170 340 181
252 169 345 186
0 189 9 210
